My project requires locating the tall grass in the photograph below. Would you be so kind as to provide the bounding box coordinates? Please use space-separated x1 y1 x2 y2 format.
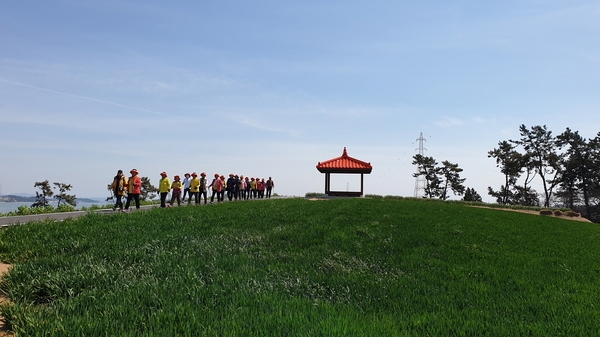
1 198 600 336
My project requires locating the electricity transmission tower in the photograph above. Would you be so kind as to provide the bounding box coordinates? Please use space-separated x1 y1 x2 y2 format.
413 132 427 198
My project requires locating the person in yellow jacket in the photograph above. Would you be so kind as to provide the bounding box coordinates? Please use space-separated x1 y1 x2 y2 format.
169 175 183 206
159 172 171 208
188 172 201 205
110 169 128 211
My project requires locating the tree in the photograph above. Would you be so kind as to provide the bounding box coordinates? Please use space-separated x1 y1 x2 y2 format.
32 180 53 207
487 141 523 204
518 153 539 206
463 187 482 202
140 176 158 201
412 155 466 200
490 125 600 222
556 128 600 217
487 185 515 204
412 154 440 198
53 182 77 207
511 125 561 208
437 160 466 200
512 185 540 206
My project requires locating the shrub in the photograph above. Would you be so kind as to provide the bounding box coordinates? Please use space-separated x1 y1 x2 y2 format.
56 203 76 213
539 209 553 216
565 211 580 217
554 210 563 216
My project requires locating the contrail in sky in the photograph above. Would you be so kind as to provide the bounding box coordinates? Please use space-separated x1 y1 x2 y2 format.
0 78 174 117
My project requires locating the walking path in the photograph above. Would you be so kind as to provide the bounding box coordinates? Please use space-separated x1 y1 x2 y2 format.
0 205 158 228
0 196 283 227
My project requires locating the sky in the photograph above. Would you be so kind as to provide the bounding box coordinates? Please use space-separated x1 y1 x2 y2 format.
1 0 599 202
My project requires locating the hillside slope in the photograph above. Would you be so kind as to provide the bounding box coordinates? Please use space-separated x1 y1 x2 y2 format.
0 198 599 336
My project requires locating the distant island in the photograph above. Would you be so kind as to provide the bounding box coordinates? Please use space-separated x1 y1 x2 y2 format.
0 195 100 204
0 195 36 202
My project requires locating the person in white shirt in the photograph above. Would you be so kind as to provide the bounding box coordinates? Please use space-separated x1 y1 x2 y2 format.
182 173 192 203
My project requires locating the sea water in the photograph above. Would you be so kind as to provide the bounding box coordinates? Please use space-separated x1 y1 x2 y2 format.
0 201 109 214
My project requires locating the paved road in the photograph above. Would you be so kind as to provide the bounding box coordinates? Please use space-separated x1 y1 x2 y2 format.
0 205 158 227
0 197 285 228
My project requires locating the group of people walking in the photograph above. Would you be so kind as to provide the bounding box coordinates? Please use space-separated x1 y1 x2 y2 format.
110 169 275 211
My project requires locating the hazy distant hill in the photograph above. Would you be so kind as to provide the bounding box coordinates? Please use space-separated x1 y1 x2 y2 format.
0 195 36 202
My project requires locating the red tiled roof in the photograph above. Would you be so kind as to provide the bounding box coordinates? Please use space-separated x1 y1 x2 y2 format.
316 147 372 173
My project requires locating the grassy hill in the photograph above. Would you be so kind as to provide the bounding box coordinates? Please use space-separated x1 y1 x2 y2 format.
1 198 599 336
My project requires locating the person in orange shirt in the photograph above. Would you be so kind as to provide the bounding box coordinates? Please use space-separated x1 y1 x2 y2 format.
124 169 142 212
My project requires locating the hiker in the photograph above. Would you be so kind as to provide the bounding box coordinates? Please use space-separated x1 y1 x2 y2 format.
210 174 225 203
199 172 208 204
258 178 266 198
209 174 220 203
110 169 128 211
244 176 251 200
182 173 191 203
159 172 171 208
188 172 200 205
250 178 257 199
124 169 142 212
234 175 241 200
170 175 183 206
240 175 246 200
226 174 236 201
219 175 226 202
266 177 274 198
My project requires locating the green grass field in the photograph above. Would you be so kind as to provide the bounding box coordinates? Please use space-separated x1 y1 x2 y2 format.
1 198 599 336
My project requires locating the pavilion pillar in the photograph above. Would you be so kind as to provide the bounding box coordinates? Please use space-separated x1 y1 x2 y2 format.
360 173 364 196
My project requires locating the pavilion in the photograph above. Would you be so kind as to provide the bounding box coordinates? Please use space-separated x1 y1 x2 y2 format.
316 147 373 197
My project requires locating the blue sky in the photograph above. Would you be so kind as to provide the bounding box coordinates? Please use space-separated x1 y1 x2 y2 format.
1 1 599 202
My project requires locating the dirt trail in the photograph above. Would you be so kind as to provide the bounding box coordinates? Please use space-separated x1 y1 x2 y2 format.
470 206 592 223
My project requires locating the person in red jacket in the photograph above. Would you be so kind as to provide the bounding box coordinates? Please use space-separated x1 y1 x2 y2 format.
258 178 266 199
124 169 142 212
